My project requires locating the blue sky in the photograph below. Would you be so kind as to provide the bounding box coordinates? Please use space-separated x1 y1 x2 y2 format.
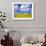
14 4 32 14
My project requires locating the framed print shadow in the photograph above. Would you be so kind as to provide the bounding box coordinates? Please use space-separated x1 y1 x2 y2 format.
12 2 34 20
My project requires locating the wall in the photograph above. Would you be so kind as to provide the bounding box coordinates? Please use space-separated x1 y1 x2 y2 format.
0 0 46 27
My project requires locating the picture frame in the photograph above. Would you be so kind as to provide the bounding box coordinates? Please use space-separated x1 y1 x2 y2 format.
12 2 34 20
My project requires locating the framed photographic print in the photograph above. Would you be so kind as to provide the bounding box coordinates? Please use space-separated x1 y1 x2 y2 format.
12 2 34 20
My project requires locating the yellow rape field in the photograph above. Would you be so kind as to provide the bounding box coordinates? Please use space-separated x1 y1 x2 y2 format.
14 14 32 18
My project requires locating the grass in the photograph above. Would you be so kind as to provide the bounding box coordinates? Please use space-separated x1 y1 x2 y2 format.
14 13 32 18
